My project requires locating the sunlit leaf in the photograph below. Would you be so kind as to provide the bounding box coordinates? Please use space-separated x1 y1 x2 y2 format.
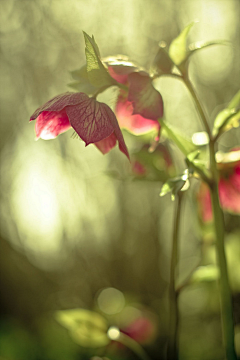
55 309 109 347
190 265 220 284
128 72 163 120
160 120 197 156
188 39 229 56
169 22 196 66
83 31 115 88
212 108 240 138
160 171 189 200
68 64 98 94
228 90 240 110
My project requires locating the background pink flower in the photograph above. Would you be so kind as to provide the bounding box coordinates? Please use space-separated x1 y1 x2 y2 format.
197 149 240 222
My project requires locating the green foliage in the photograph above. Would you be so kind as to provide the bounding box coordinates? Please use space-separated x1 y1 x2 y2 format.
186 150 210 181
160 170 189 200
68 64 98 94
213 90 240 138
83 32 116 88
190 265 220 284
55 309 109 347
169 22 195 66
160 120 197 156
188 39 229 56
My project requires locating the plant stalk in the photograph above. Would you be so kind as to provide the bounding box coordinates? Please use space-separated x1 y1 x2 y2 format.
209 140 237 360
183 76 237 360
167 192 183 360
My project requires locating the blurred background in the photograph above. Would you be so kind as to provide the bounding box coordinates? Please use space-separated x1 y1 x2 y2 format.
0 0 240 359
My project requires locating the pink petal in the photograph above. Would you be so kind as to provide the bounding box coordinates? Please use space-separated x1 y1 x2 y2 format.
219 175 240 214
197 183 213 222
30 92 88 120
103 56 139 84
94 132 117 154
35 110 71 140
128 72 163 120
132 161 147 175
116 94 160 135
108 66 129 84
66 97 129 160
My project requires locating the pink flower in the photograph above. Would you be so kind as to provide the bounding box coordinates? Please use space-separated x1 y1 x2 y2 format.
104 57 163 136
122 316 157 345
115 91 160 135
197 148 240 222
30 92 129 159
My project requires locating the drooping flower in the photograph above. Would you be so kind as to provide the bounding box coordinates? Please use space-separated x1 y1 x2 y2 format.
104 56 163 136
197 148 240 222
30 92 129 159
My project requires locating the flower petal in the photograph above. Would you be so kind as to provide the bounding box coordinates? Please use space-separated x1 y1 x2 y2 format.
66 97 129 160
116 93 160 135
30 92 88 120
104 56 139 84
128 72 164 120
35 110 71 140
94 132 117 154
219 167 240 214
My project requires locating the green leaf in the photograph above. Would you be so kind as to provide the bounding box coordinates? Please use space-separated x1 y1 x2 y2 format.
212 108 240 138
186 150 210 181
160 120 197 156
228 90 240 110
83 31 115 88
188 39 229 57
160 170 189 200
169 22 196 66
152 42 174 75
55 309 109 348
190 265 220 284
68 64 98 94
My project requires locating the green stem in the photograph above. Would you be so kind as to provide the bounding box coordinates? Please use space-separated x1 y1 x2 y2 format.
183 77 237 360
167 192 183 360
209 140 237 360
182 76 212 138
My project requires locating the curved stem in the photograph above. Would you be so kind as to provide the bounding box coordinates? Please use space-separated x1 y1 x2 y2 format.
167 192 183 360
183 77 237 360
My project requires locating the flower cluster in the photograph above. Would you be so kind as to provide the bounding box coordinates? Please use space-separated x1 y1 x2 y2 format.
30 55 164 161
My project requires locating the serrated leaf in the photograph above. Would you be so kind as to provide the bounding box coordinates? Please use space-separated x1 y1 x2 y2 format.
55 309 109 347
83 31 115 88
160 120 197 156
190 265 220 284
169 22 195 65
160 171 189 200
